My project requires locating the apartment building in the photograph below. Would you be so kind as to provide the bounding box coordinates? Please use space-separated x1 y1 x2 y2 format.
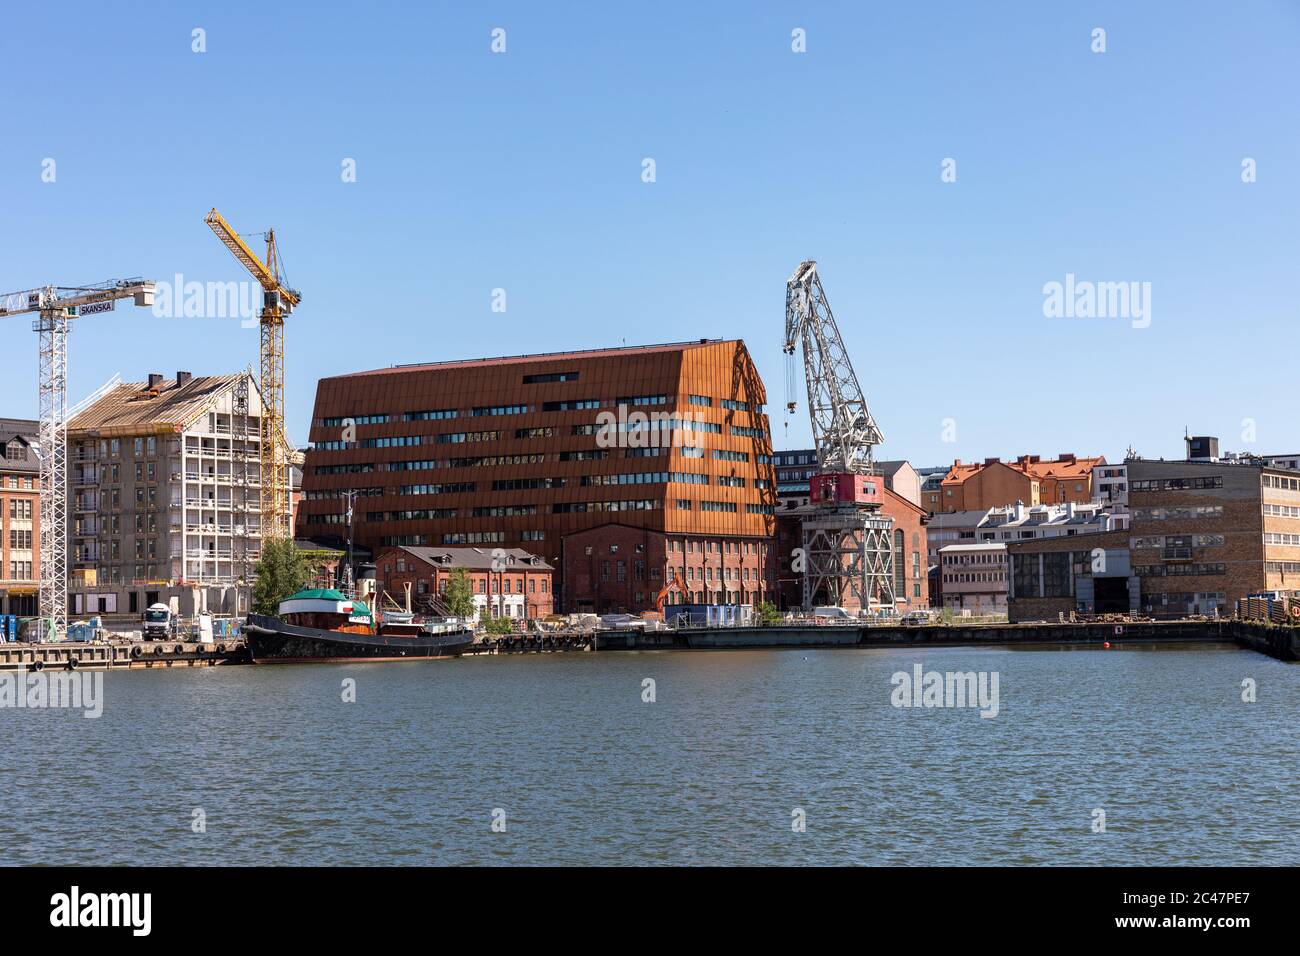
924 453 1105 513
67 371 282 616
0 419 40 615
374 545 554 622
1093 463 1129 506
1128 451 1300 617
925 501 1126 604
298 340 778 612
937 543 1008 614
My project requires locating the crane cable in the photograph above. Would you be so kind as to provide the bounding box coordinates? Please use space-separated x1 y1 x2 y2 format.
783 349 797 442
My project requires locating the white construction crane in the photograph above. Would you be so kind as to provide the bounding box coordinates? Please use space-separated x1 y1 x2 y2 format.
0 279 156 641
782 260 895 611
783 259 884 474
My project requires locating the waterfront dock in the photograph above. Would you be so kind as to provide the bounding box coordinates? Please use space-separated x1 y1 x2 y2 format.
2 620 1294 669
0 640 249 671
474 619 1299 662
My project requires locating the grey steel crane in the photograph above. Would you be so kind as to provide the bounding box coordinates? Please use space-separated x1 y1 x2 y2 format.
0 278 156 640
781 260 895 611
783 259 884 475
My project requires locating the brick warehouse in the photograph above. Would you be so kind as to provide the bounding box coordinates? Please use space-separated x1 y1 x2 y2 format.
1127 452 1300 617
374 546 554 621
298 340 779 613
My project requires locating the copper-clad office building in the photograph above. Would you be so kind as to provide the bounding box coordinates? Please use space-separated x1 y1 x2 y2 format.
298 339 779 613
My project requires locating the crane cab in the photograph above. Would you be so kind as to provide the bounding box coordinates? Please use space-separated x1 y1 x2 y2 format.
810 473 882 508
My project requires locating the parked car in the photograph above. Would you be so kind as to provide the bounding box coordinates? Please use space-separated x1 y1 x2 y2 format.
811 606 853 622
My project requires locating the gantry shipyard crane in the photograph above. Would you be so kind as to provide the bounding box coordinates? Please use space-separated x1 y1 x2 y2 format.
783 260 895 612
203 208 300 541
0 279 157 640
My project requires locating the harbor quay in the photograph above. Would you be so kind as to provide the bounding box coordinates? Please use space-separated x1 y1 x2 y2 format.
3 617 1295 671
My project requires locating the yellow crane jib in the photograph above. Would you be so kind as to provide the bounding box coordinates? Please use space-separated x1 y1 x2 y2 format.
203 208 301 310
202 207 299 543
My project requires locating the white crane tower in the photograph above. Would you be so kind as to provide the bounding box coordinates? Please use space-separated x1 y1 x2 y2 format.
783 260 896 612
0 278 156 641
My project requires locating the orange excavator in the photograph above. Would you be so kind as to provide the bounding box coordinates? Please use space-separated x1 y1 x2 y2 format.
655 572 689 614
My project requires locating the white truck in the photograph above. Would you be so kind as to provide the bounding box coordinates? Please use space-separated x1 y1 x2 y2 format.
142 603 172 640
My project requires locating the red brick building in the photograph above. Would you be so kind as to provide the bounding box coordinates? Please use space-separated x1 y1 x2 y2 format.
299 340 777 612
375 546 555 622
0 420 41 616
562 521 776 614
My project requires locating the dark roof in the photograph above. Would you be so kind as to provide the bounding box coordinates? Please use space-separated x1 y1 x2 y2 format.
383 545 553 571
0 424 40 474
0 417 39 436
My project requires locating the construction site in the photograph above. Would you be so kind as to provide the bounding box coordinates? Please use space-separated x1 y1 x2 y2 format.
0 208 301 642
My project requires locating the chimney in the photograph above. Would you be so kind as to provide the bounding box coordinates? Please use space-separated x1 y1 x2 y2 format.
1058 452 1075 463
984 456 1000 466
176 371 192 387
147 373 163 389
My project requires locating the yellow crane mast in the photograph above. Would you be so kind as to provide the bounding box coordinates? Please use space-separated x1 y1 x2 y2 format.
203 208 301 542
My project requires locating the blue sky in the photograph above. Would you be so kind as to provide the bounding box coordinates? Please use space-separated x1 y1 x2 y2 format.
2 1 1297 467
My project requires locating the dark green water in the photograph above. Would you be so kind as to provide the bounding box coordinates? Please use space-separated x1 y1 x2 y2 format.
1 644 1294 865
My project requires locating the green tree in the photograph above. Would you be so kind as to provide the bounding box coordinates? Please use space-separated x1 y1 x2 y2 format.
443 567 475 618
251 538 312 616
756 601 781 624
483 615 514 635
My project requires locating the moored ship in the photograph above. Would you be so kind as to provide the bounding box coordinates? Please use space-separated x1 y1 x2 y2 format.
244 588 474 663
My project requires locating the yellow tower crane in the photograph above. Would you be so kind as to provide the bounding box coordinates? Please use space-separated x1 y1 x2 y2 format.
203 208 300 542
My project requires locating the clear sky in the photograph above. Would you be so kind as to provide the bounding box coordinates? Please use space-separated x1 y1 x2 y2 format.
2 1 1296 467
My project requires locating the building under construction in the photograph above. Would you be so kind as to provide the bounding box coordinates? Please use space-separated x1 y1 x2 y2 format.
65 370 289 617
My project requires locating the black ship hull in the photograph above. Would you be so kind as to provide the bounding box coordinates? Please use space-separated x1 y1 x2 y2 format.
244 614 474 663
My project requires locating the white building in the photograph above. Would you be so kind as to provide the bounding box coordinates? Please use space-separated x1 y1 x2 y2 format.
1093 463 1129 506
938 543 1008 614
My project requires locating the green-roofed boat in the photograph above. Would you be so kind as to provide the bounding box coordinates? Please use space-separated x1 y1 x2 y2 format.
244 587 473 663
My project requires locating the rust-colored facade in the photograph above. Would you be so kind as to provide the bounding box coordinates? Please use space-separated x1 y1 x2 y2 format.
299 340 777 611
